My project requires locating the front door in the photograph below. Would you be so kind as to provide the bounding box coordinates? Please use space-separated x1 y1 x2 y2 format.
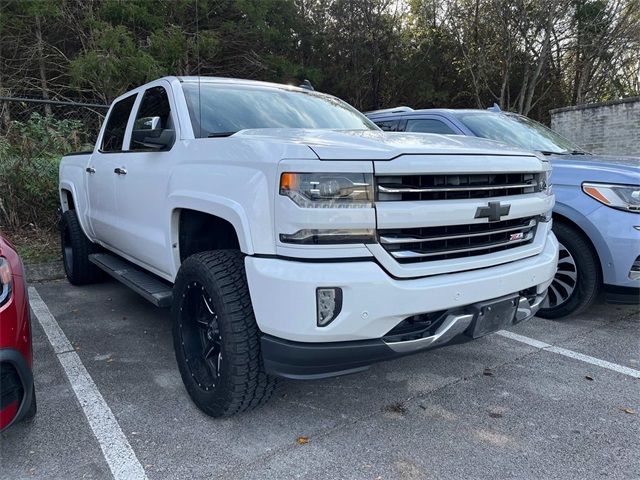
111 83 178 277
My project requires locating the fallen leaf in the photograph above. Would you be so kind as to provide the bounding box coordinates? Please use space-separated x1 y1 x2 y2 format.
585 375 594 381
296 436 309 445
621 407 635 415
483 368 493 376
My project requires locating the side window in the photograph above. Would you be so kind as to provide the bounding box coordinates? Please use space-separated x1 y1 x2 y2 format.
131 86 174 151
101 94 136 152
374 119 398 131
405 119 457 135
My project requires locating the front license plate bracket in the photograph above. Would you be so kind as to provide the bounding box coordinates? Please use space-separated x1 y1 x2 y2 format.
468 295 519 339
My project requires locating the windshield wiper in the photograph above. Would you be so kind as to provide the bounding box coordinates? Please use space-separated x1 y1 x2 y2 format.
207 131 237 138
566 149 589 155
538 150 567 156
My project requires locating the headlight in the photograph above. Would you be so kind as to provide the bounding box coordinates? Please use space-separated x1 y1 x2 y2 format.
280 172 374 208
582 183 640 213
0 257 12 308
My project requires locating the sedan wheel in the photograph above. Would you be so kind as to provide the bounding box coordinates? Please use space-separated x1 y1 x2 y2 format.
541 242 577 309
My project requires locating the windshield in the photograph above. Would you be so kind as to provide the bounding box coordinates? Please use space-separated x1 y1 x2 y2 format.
182 82 378 137
454 111 584 154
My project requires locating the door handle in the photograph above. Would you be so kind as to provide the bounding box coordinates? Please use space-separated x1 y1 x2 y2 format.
86 167 96 174
114 167 127 175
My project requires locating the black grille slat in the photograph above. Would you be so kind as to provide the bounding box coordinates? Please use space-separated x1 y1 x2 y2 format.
379 217 538 263
377 172 540 201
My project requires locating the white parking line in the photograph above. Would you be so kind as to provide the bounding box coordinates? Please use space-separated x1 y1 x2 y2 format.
29 287 147 480
497 330 640 379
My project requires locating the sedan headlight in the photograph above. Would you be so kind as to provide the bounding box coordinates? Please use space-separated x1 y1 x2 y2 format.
0 257 12 308
280 172 374 208
582 183 640 213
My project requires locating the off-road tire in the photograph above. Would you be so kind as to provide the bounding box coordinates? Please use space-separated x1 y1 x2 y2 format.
60 210 102 285
171 250 276 417
538 221 601 319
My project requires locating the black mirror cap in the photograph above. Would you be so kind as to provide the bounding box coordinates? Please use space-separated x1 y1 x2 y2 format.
131 128 175 150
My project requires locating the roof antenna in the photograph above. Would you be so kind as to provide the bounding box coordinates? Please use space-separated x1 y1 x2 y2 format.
196 0 202 137
299 79 314 91
487 103 501 113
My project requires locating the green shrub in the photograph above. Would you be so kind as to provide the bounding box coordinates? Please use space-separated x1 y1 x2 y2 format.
0 113 92 231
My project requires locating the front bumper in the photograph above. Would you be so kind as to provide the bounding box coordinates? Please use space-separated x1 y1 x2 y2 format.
261 291 547 379
582 204 640 289
246 232 558 343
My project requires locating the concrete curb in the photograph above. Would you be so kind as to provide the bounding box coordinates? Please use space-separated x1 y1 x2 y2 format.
24 261 65 283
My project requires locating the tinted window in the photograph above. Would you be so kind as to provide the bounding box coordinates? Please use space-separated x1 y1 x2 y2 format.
374 120 398 131
101 94 136 151
182 82 378 137
454 112 581 154
405 118 456 135
131 87 173 150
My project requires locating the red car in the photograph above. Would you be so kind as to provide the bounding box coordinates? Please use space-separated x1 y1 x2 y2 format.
0 233 36 431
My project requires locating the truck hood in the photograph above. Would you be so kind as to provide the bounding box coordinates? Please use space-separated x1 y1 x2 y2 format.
234 128 534 160
548 153 640 186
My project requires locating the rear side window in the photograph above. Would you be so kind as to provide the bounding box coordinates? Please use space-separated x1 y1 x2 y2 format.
374 119 399 131
405 118 457 135
101 94 136 151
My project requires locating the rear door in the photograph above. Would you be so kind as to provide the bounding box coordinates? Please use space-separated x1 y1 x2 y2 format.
86 93 137 249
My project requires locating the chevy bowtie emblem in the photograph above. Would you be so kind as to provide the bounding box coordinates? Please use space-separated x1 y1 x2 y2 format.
475 201 511 222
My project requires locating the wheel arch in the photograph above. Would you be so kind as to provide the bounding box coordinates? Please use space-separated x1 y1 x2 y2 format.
59 182 93 240
552 209 605 283
169 195 254 274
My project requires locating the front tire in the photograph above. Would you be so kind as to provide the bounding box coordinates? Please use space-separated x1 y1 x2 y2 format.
22 387 37 421
538 221 601 319
171 250 276 417
59 210 102 285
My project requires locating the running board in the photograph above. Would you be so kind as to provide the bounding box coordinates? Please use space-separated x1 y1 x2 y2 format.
88 253 173 308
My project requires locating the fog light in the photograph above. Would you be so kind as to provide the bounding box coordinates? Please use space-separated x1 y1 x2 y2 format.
630 256 640 280
316 288 343 327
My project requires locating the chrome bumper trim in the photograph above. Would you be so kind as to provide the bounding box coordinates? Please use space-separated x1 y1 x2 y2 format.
384 292 546 354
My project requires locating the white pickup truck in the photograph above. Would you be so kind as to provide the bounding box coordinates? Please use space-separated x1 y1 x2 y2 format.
59 76 558 417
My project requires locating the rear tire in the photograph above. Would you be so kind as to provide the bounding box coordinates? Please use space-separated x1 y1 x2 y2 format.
538 221 601 319
60 210 102 285
171 250 276 417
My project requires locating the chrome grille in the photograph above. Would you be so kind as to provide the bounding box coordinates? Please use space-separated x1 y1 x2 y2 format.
377 173 541 201
379 217 538 263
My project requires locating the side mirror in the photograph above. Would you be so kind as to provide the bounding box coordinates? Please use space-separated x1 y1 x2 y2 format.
134 116 161 131
131 128 175 150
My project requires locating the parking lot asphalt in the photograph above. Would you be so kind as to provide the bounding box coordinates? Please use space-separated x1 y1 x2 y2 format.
1 278 638 480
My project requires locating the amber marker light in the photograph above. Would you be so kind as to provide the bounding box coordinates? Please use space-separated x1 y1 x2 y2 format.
280 173 299 193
